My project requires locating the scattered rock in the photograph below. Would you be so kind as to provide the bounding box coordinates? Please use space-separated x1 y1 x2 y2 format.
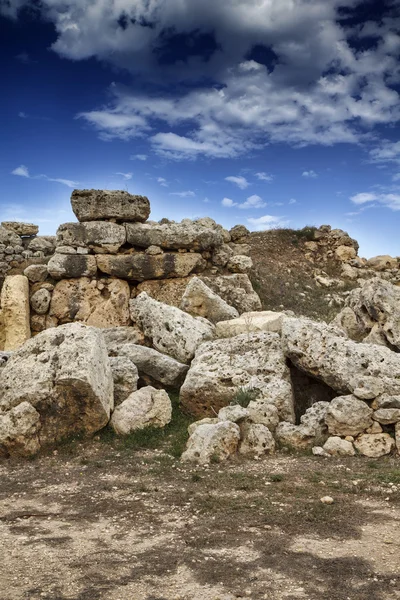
239 423 275 457
354 433 395 458
323 436 355 456
181 421 240 464
320 496 334 505
110 386 172 435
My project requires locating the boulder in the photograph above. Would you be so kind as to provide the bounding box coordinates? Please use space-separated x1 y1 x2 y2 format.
50 278 130 327
275 402 330 449
30 288 51 315
216 311 284 338
137 278 194 307
227 255 253 273
180 277 239 324
110 343 189 389
47 254 97 279
71 189 150 223
372 408 400 425
354 433 395 457
0 275 31 351
218 405 249 423
325 395 373 436
282 316 400 401
101 326 145 352
275 422 313 450
188 417 219 436
96 253 204 281
201 274 262 314
1 222 38 236
0 226 21 247
366 255 397 271
27 236 56 254
229 225 250 243
180 332 294 421
110 386 171 435
23 264 48 283
372 394 400 410
247 401 280 431
130 292 214 364
323 436 355 456
109 356 139 406
57 222 126 254
335 245 357 262
181 421 240 464
0 323 113 456
0 402 41 457
238 423 275 457
126 221 223 250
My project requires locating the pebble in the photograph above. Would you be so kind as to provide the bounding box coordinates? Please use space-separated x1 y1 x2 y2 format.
320 496 334 505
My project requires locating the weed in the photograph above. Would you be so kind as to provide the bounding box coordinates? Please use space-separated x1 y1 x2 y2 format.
191 473 202 482
270 474 284 482
230 387 260 408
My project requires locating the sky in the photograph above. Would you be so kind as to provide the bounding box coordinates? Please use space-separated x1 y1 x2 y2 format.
1 0 400 258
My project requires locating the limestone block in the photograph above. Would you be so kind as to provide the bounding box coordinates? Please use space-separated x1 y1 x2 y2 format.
30 288 52 315
201 274 262 314
24 264 48 283
126 221 223 250
1 222 38 236
239 423 275 456
218 405 249 423
56 221 126 254
227 255 253 273
181 421 240 464
366 255 397 271
325 395 373 436
110 387 172 435
323 436 355 456
71 189 150 222
216 311 284 338
47 254 97 279
1 275 31 350
180 277 239 324
96 252 204 281
354 433 395 457
229 225 250 243
109 356 139 406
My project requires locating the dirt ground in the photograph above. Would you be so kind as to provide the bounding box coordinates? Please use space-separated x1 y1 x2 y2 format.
1 437 399 600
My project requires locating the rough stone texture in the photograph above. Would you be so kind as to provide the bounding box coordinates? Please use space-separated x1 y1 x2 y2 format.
354 433 395 457
335 245 357 262
239 423 275 456
137 278 194 307
1 222 38 236
30 314 57 334
47 254 97 279
180 277 239 324
275 402 329 449
218 405 249 423
50 278 131 328
372 408 400 425
57 222 126 254
0 323 113 456
130 292 214 364
282 316 400 401
216 311 284 338
372 394 400 410
227 255 253 273
24 264 48 283
0 402 41 457
30 288 51 315
126 221 223 251
366 255 398 271
27 236 56 255
325 395 373 436
110 343 188 389
71 189 150 223
247 401 280 431
275 422 314 450
180 332 294 421
110 386 171 435
323 436 355 456
181 421 240 464
395 422 400 453
101 326 145 352
230 225 250 243
1 275 31 351
201 274 262 314
109 356 139 406
97 253 204 281
188 417 219 436
0 226 22 247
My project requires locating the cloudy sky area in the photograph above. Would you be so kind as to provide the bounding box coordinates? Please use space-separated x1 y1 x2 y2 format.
1 0 400 257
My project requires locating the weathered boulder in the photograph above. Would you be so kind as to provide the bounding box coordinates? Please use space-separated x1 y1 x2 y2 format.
71 189 150 223
335 245 357 262
50 278 131 327
275 422 312 450
216 311 284 338
325 395 373 436
323 436 355 456
181 421 240 464
24 264 48 283
126 221 223 250
101 326 145 352
0 323 113 456
110 386 171 435
57 222 126 254
238 423 275 456
372 394 400 410
247 401 280 431
372 408 400 425
0 226 21 247
109 356 138 406
130 292 214 364
218 405 249 423
354 433 395 457
0 275 31 351
180 332 294 421
275 402 329 449
96 253 204 281
230 225 250 243
227 255 253 273
30 288 51 315
1 221 38 236
366 255 397 271
27 236 56 254
47 254 97 279
201 274 262 314
282 316 400 401
188 417 219 436
109 343 189 388
180 277 239 324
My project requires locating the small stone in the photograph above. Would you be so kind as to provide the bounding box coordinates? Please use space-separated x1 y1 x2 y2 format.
320 496 334 505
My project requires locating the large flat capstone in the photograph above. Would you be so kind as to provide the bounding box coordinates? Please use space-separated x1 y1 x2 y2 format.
71 189 150 223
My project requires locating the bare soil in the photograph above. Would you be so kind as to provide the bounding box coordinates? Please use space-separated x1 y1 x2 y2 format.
1 437 400 600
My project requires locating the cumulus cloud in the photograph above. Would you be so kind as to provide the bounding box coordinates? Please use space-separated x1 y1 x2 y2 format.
350 191 400 211
222 198 237 207
256 172 273 182
12 165 30 177
4 0 400 159
225 176 250 190
247 214 289 230
169 190 196 197
11 165 78 187
130 154 147 161
302 170 318 178
238 194 266 209
157 177 168 187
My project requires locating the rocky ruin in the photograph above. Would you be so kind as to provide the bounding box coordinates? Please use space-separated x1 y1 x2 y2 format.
0 189 400 463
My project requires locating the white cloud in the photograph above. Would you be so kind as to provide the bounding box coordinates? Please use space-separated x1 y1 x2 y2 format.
289 198 297 204
203 197 211 203
238 194 266 209
222 197 237 207
169 190 195 197
157 177 168 187
18 111 28 118
225 176 250 190
256 172 273 182
369 140 400 165
76 110 150 141
116 172 133 180
130 154 147 161
12 165 30 177
350 191 400 211
302 170 318 178
247 214 289 231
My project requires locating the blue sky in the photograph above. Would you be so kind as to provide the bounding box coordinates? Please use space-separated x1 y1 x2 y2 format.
1 0 400 257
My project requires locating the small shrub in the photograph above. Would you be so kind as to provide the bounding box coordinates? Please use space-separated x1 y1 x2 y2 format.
270 474 284 482
230 387 260 408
